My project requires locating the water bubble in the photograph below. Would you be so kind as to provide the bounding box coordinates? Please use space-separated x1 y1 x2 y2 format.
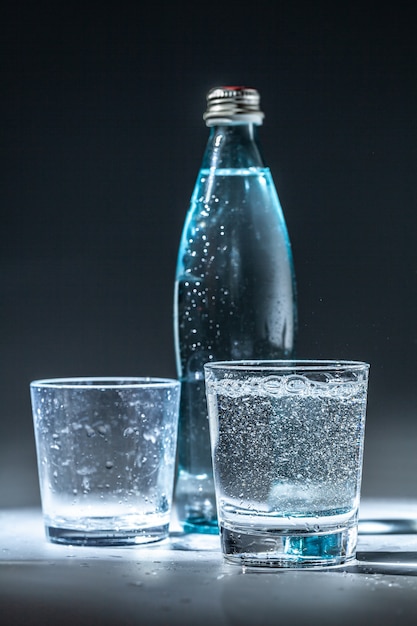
284 375 308 394
105 461 114 470
85 425 95 437
143 432 157 444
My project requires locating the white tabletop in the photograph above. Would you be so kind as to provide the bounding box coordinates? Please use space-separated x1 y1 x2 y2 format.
1 500 417 625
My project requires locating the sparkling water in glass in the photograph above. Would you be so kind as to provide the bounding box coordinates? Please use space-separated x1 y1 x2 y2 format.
204 360 369 568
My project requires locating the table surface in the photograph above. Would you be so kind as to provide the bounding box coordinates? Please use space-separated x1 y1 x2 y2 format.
1 500 417 626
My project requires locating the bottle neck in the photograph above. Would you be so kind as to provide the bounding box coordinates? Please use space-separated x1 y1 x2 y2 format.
200 123 265 170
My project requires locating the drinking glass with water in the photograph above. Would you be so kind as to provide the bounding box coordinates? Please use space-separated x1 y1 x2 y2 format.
30 377 180 546
204 360 369 568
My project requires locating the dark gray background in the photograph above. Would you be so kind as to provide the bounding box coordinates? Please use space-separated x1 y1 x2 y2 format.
1 2 416 507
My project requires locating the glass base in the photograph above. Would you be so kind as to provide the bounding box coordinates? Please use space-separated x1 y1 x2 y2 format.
45 523 169 546
174 480 218 534
220 524 357 568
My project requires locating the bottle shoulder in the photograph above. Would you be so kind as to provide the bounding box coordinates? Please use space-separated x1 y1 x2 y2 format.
190 167 278 203
197 166 271 177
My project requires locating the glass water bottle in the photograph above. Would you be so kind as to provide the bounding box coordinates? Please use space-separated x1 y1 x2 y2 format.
174 86 297 533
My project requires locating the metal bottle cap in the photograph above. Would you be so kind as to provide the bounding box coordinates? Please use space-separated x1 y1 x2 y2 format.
203 86 265 126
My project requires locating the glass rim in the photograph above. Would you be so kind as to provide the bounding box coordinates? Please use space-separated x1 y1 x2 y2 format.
204 359 370 372
30 376 180 390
